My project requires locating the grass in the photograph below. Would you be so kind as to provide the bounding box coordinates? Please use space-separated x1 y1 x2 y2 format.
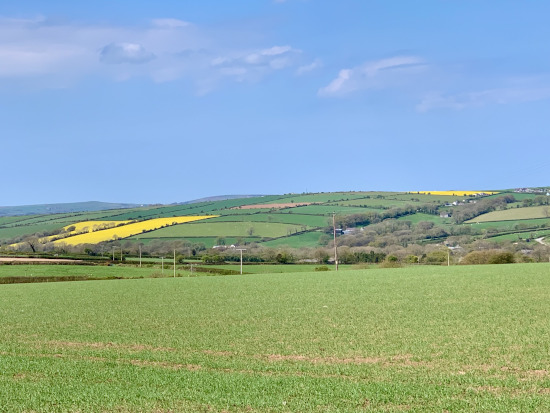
465 218 550 230
202 263 348 274
397 213 451 225
467 205 550 223
0 222 68 241
0 264 172 281
128 221 310 240
486 229 550 242
0 264 549 412
276 204 373 215
206 213 329 227
260 231 326 247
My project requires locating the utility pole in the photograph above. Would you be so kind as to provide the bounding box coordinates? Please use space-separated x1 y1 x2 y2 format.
173 249 176 278
139 245 142 268
447 250 450 266
333 213 338 271
161 257 164 275
112 246 115 261
236 249 246 275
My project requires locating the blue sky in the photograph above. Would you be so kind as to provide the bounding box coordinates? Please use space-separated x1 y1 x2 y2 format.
1 1 550 205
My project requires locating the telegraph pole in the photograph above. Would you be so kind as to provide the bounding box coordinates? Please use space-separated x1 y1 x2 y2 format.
173 249 176 277
333 213 338 271
139 245 142 268
236 249 246 274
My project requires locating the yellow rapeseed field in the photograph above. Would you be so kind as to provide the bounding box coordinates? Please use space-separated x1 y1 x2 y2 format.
53 216 217 246
40 220 132 244
414 191 499 196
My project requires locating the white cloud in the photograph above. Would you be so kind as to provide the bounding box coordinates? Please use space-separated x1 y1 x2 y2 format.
318 56 426 97
0 17 308 92
100 42 155 64
210 45 300 83
296 58 322 75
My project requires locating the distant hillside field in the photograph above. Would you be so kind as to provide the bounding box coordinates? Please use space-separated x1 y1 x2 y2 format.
0 201 137 217
467 205 550 223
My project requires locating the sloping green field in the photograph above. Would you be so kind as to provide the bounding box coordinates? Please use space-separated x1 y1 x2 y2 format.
0 264 548 412
128 221 309 240
467 206 550 223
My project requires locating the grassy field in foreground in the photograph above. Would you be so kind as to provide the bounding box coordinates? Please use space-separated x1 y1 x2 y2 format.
0 264 549 412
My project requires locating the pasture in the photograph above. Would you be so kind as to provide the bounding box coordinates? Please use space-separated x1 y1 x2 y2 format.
128 221 310 240
0 264 548 412
467 205 550 223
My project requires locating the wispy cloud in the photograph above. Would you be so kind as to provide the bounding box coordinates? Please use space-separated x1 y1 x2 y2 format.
0 16 308 92
318 56 426 97
151 18 190 29
296 58 322 75
417 84 550 112
99 43 155 64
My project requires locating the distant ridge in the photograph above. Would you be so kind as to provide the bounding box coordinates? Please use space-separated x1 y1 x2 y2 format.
178 195 268 205
0 201 139 217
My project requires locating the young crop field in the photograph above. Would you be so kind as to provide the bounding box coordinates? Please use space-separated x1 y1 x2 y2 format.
0 264 548 412
0 264 160 282
467 205 550 223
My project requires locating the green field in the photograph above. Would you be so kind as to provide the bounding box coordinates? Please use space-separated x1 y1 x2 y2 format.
486 230 550 242
260 231 326 248
0 264 163 281
397 213 451 226
128 222 310 240
1 264 549 412
467 205 550 223
206 213 329 228
466 218 550 231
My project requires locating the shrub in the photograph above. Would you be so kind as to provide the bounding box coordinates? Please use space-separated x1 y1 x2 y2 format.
461 250 515 265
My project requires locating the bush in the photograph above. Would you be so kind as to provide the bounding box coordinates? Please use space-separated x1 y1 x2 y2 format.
488 251 515 264
315 266 330 272
461 250 515 265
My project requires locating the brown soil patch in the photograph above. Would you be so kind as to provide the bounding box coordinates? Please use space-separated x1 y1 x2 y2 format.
0 257 83 263
260 352 431 367
48 340 176 353
203 350 234 357
231 203 312 210
129 359 201 371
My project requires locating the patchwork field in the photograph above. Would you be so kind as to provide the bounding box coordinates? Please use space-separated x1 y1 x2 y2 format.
2 190 549 250
0 264 548 412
